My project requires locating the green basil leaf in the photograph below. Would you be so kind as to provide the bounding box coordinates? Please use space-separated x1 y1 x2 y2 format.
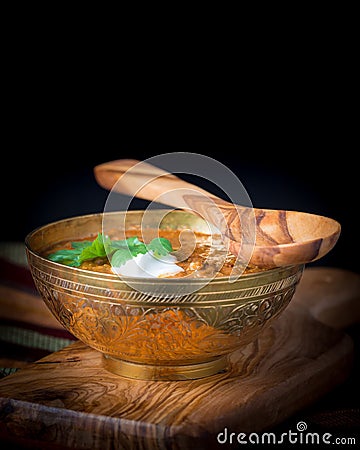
47 249 82 267
110 237 147 256
70 240 93 249
47 234 174 268
147 237 173 257
111 248 134 266
79 233 110 263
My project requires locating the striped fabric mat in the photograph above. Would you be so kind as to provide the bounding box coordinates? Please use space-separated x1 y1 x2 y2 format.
0 241 76 378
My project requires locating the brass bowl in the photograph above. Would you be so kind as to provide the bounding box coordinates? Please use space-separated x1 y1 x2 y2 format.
25 210 304 380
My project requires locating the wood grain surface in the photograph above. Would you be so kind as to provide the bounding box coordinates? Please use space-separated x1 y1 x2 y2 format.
0 267 359 449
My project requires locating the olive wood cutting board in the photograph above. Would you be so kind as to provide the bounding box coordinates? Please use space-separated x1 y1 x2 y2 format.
0 267 359 449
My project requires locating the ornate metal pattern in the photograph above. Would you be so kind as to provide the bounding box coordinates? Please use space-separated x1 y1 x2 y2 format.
32 272 300 365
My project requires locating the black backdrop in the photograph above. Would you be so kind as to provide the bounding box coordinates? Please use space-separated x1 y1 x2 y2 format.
2 143 356 273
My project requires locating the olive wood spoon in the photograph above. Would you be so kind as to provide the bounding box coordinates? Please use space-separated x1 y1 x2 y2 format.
94 159 341 268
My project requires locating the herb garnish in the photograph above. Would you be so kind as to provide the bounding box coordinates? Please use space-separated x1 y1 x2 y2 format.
47 234 174 268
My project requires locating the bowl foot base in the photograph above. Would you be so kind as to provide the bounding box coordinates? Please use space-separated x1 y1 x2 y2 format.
102 355 228 380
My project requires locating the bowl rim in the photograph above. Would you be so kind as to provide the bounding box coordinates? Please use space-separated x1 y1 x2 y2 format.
25 211 302 283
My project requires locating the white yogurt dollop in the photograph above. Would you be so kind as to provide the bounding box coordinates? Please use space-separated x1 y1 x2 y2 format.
112 251 184 278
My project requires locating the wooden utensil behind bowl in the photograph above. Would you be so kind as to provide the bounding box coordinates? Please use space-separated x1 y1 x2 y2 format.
94 159 341 268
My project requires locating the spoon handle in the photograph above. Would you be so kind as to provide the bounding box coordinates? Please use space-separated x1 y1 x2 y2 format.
94 159 242 237
94 159 214 204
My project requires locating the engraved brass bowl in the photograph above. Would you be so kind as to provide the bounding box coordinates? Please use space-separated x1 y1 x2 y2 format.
25 210 304 380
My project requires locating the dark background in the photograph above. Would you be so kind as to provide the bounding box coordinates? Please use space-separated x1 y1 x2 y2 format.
2 142 356 274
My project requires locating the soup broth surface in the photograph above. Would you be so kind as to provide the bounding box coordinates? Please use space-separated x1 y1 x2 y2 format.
48 228 261 277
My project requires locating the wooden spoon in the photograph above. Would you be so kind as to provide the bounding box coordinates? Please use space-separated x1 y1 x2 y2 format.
94 159 341 268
